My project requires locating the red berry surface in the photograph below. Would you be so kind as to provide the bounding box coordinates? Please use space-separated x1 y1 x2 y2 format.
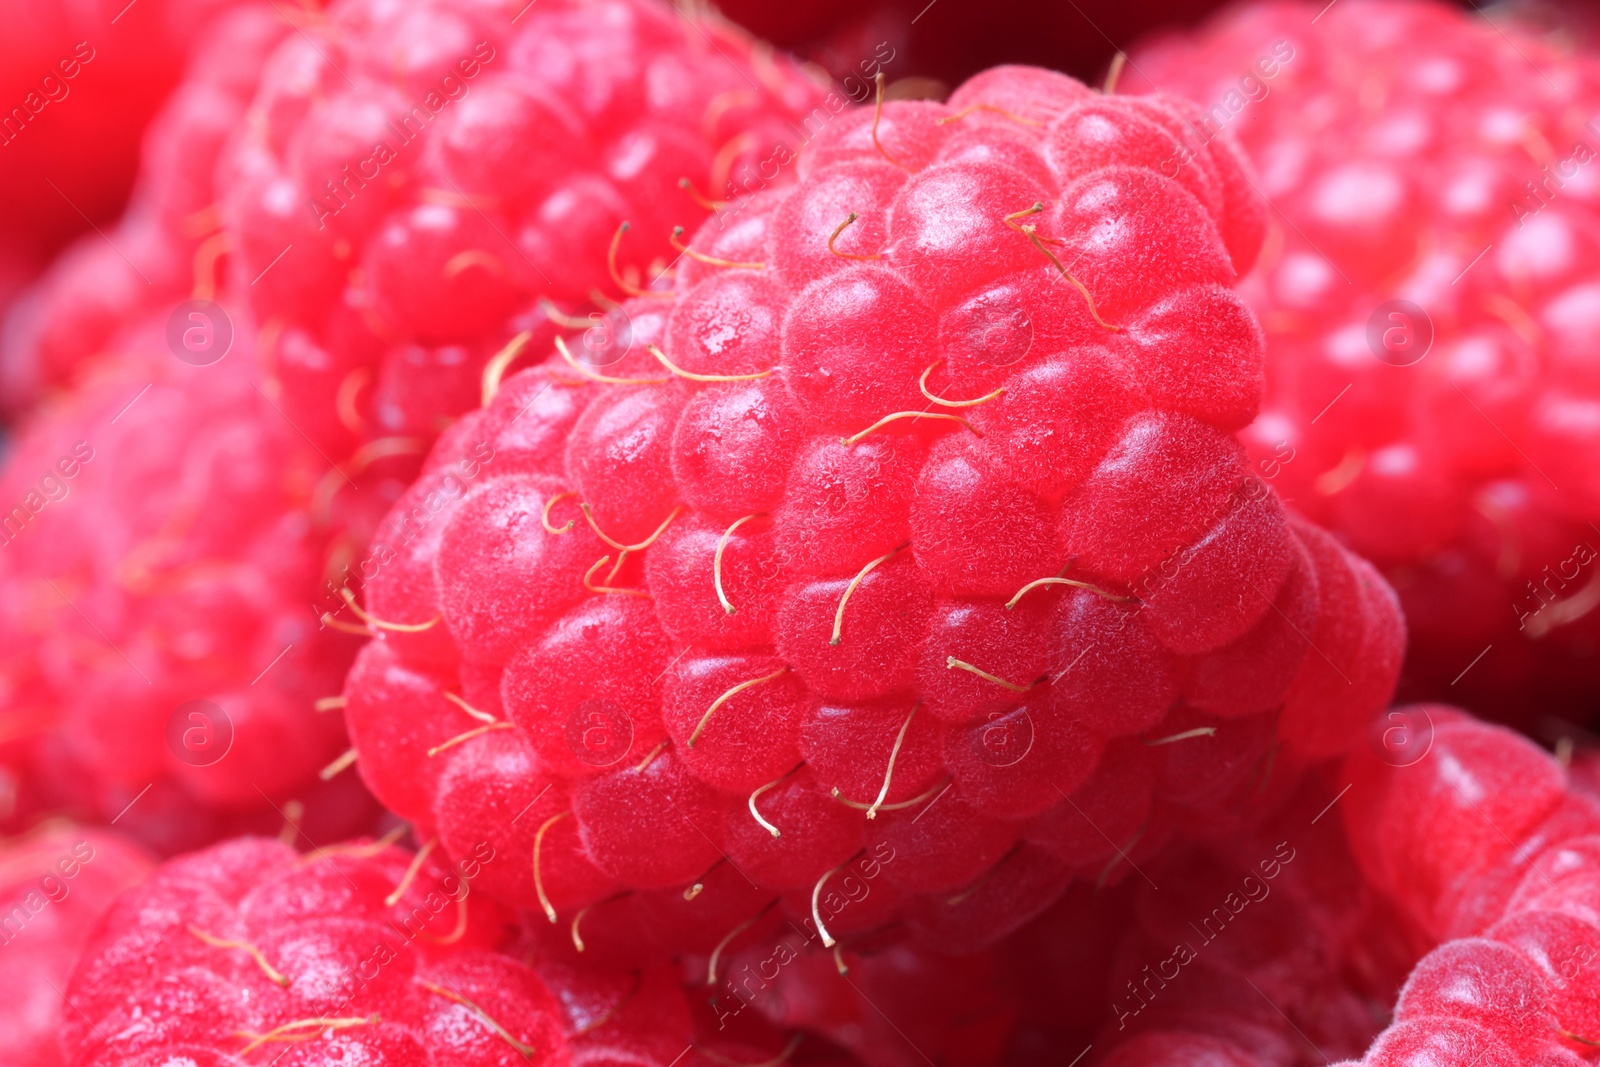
1086 705 1600 1067
0 324 388 855
60 833 568 1067
340 61 1404 970
0 0 262 319
57 830 839 1067
1131 0 1600 724
0 1 291 410
0 823 154 1067
206 0 827 480
0 0 831 869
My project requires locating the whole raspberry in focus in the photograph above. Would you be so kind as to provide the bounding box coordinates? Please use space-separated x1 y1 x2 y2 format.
62 833 567 1067
0 314 388 855
1131 0 1600 724
341 62 1403 966
0 823 154 1067
214 0 827 477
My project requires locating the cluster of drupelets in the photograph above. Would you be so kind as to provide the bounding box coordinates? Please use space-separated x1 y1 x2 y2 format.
2 0 1600 1065
332 50 1406 997
1135 0 1600 725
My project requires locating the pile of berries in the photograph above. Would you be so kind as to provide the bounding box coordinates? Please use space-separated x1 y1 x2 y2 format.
9 0 1600 1065
0 0 833 850
1132 0 1600 724
1082 709 1600 1067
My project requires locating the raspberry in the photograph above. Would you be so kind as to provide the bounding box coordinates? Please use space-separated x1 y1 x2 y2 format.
61 833 570 1067
1088 705 1600 1067
0 325 386 854
1129 0 1600 723
0 2 292 410
208 0 827 477
342 61 1404 969
782 776 1388 1067
0 823 153 1067
1341 706 1569 938
0 0 256 313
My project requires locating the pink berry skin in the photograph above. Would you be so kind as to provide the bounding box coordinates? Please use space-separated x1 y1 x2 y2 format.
502 597 672 780
660 652 811 792
434 474 608 667
0 328 381 849
721 768 864 891
342 640 470 834
62 835 566 1067
646 513 784 652
212 0 830 470
1365 1019 1518 1067
0 826 155 1067
799 698 949 809
916 598 1052 725
1185 533 1318 718
572 749 726 890
773 433 926 577
774 556 933 702
1395 939 1560 1057
1059 411 1253 585
336 56 1402 965
668 379 804 521
1133 0 1600 723
911 437 1064 599
1490 910 1600 1050
1344 712 1567 936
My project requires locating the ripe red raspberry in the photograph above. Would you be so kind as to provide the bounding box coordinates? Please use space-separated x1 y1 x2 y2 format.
0 823 154 1067
1130 0 1600 724
0 0 258 302
0 325 389 855
211 0 827 475
781 778 1394 1067
340 62 1403 967
1096 706 1600 1067
61 833 571 1067
528 937 858 1067
0 1 291 411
